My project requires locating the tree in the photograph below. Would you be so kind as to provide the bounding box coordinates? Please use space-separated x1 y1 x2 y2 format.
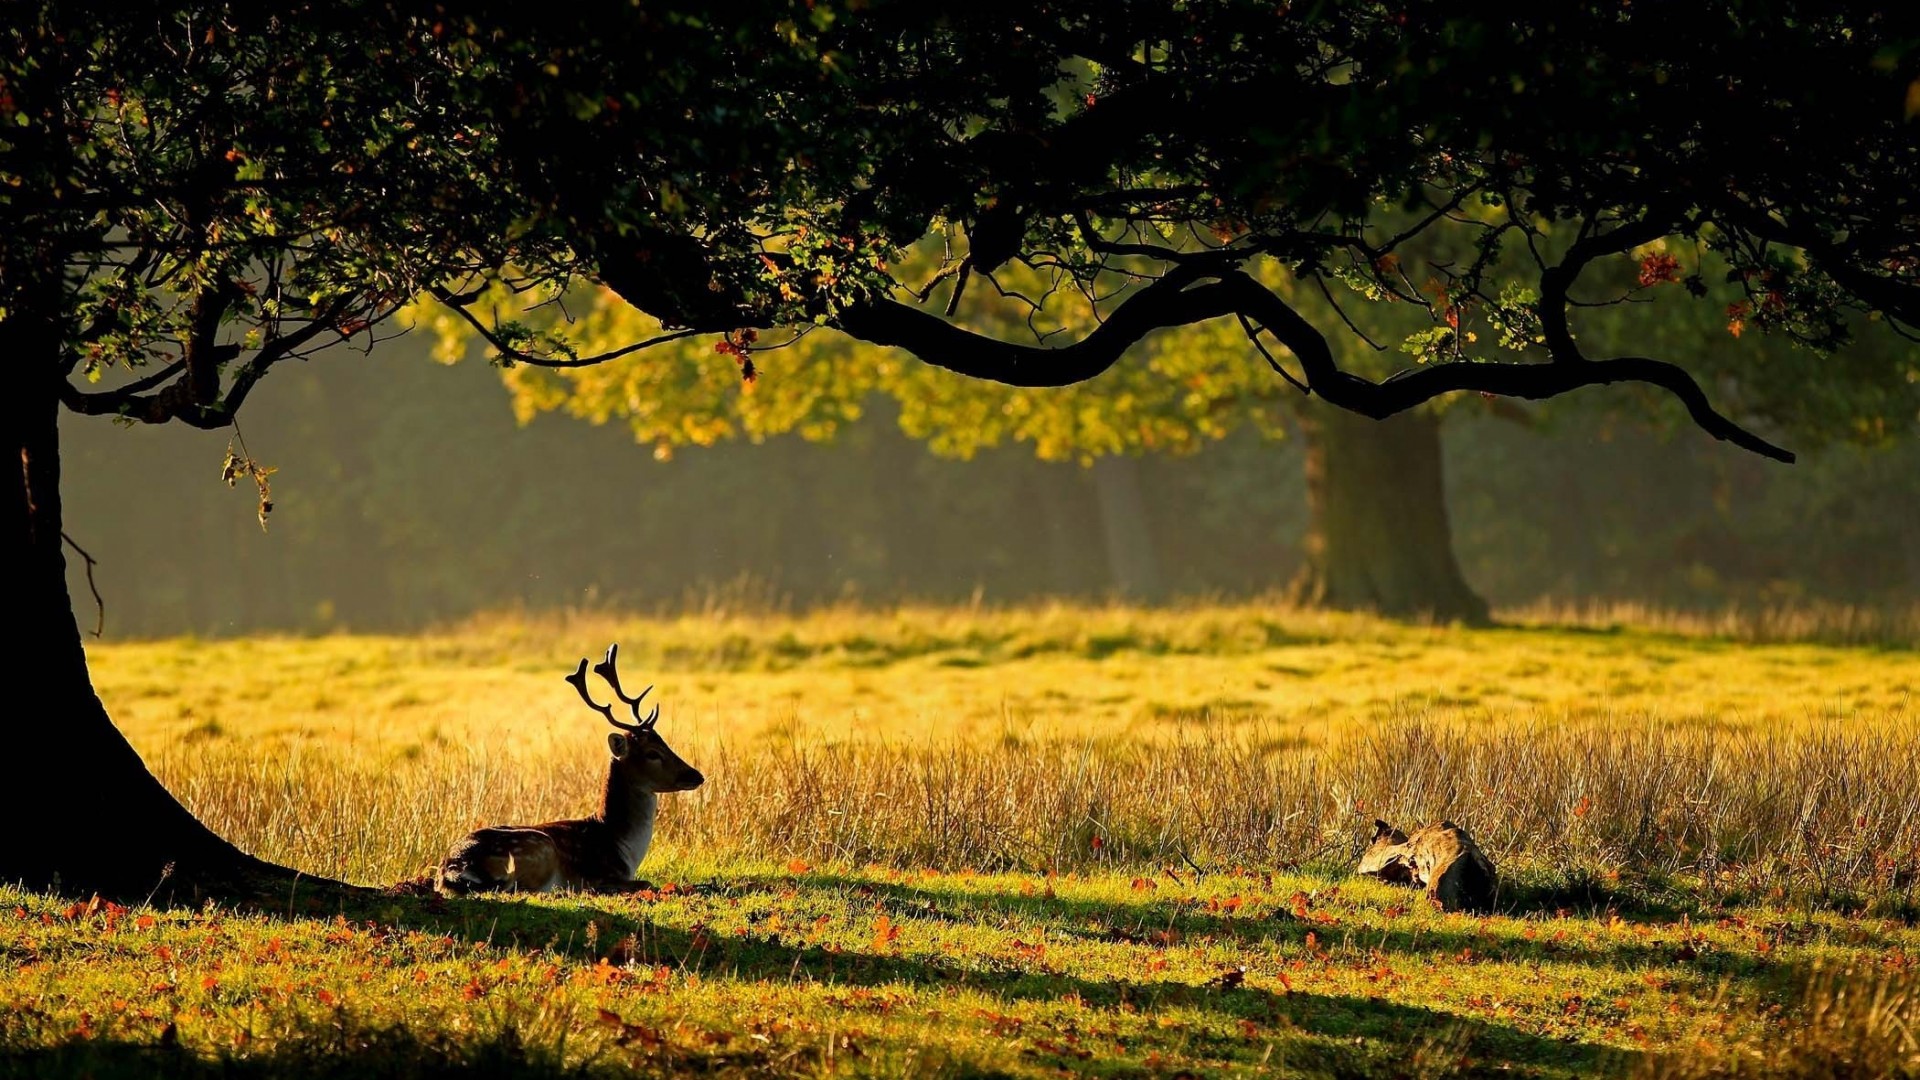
441 2 1918 616
452 2 1918 452
10 1 1920 894
475 271 1503 618
0 0 921 896
0 3 541 894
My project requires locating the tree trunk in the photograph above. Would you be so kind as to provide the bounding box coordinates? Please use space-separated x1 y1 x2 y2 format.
2 315 311 900
1028 463 1087 595
1290 403 1488 623
1090 454 1163 600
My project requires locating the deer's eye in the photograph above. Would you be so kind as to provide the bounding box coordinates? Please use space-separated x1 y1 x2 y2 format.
645 749 663 761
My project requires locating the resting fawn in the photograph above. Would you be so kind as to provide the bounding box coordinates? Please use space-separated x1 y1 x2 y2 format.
437 644 703 895
1356 819 1498 912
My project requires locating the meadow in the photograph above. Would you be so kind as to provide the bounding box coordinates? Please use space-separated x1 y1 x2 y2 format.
5 599 1919 1078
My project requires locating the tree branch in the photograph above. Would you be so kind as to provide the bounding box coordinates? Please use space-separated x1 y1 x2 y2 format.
1537 215 1676 361
62 358 188 411
61 531 104 638
1714 205 1920 330
60 300 349 428
830 267 1794 463
1220 272 1793 462
834 263 1232 386
428 285 703 367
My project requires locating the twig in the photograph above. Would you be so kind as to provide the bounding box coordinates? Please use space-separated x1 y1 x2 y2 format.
62 531 105 637
428 285 703 367
1237 313 1310 394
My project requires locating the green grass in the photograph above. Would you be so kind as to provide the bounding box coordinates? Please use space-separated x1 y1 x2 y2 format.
9 600 1920 1077
9 860 1918 1078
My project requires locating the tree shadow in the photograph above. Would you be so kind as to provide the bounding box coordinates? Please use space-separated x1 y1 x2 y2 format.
0 1030 607 1080
71 869 1837 1078
733 872 1814 991
328 882 1632 1077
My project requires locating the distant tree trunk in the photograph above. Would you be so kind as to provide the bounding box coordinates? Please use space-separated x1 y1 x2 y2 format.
1091 455 1162 600
2 308 312 900
1030 464 1086 595
1290 402 1488 623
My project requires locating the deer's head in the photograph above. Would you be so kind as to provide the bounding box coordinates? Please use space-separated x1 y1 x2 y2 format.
565 644 705 793
1357 819 1414 883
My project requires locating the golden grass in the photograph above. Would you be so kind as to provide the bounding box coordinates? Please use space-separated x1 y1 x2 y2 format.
77 600 1919 889
93 598 1918 764
10 600 1920 1078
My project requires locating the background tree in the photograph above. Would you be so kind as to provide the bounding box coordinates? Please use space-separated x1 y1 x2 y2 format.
466 271 1918 623
56 342 1920 637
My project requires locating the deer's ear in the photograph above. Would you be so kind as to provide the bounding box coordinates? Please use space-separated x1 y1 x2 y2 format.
608 732 631 760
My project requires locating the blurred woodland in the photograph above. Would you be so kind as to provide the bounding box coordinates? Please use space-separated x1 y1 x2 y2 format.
62 335 1918 636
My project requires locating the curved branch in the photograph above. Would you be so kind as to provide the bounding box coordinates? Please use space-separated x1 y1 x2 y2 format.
830 266 1793 463
1537 216 1676 360
834 263 1232 386
61 300 349 428
1218 271 1793 462
61 358 188 412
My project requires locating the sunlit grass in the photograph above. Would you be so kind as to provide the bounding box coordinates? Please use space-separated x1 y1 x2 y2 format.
11 600 1917 1077
7 862 1920 1078
92 599 1918 764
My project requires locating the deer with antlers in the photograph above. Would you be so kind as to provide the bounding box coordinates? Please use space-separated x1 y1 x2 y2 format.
437 644 704 895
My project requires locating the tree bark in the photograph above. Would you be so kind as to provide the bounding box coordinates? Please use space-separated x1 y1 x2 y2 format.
1290 402 1488 623
2 311 312 900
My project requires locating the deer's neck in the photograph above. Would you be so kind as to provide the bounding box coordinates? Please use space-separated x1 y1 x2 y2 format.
598 766 658 878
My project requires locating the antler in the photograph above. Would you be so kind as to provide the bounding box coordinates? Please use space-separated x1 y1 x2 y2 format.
590 643 657 731
563 658 627 729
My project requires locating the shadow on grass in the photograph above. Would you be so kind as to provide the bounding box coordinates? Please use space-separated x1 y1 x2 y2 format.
323 880 1631 1077
728 872 1816 991
48 869 1819 1079
0 1029 614 1080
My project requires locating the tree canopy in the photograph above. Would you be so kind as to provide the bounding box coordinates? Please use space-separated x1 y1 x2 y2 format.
433 0 1920 468
15 3 1919 463
3 6 541 441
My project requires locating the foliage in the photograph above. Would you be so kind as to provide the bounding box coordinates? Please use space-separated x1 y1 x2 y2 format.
487 280 1300 465
2 5 532 429
436 1 1920 467
480 260 1920 468
19 4 1915 466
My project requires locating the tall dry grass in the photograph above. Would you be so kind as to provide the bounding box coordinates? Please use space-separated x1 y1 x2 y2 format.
153 713 1920 902
1499 598 1920 647
1638 962 1920 1078
434 594 1920 667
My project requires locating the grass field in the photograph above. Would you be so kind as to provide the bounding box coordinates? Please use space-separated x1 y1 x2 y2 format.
6 601 1919 1077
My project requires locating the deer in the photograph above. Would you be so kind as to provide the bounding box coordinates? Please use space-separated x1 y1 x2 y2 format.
437 644 704 895
1356 819 1499 913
